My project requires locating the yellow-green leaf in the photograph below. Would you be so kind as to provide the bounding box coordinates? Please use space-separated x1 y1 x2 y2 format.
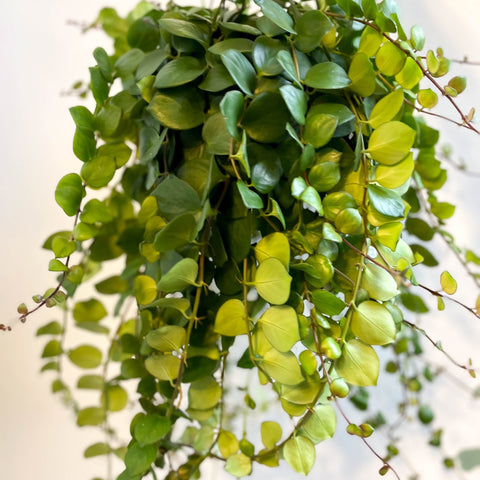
336 339 379 386
352 301 396 345
440 270 457 295
214 299 249 336
283 436 315 475
134 275 158 305
258 305 299 352
255 258 292 305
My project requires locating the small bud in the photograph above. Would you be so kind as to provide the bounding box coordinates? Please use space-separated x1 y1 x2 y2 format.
17 303 28 315
32 295 43 304
45 297 57 308
379 465 390 476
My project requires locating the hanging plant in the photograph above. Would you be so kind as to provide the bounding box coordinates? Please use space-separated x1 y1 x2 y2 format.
8 0 480 478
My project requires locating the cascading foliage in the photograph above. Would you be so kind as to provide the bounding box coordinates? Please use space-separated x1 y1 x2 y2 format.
15 0 480 478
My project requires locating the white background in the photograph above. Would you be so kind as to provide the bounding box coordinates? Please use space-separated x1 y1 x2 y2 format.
1 1 480 479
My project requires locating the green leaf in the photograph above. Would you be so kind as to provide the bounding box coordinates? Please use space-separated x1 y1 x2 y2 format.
189 376 222 411
84 442 111 458
280 85 307 125
368 184 405 218
41 339 62 358
361 261 400 301
134 414 171 446
358 26 383 57
70 106 95 130
308 162 341 192
253 36 285 76
77 407 106 426
311 290 346 316
276 50 301 86
158 18 208 47
73 299 107 323
158 257 199 293
36 321 63 336
55 173 85 216
225 453 252 477
259 306 299 352
440 270 457 295
115 48 145 78
375 152 414 188
95 275 128 294
348 52 376 97
241 91 288 143
303 113 337 148
218 431 240 458
336 339 380 386
154 56 206 88
375 42 406 76
220 90 244 139
254 0 296 34
148 87 205 130
134 275 157 305
136 48 169 79
146 297 191 317
147 326 187 352
395 57 423 90
152 175 201 217
221 50 256 96
261 421 282 449
255 232 290 268
89 66 109 106
101 384 128 412
214 299 249 336
154 213 197 252
294 10 333 53
80 199 114 224
52 237 76 258
300 403 336 444
145 354 181 382
410 25 425 50
368 88 404 129
81 155 116 189
68 345 103 369
255 258 292 305
283 436 315 474
352 301 396 345
261 347 304 385
77 374 104 390
124 443 157 475
366 121 416 165
236 180 263 209
291 177 323 215
209 38 254 55
304 62 351 90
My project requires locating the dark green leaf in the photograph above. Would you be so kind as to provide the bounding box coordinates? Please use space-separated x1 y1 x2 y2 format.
220 90 244 139
154 56 206 88
148 87 205 130
367 184 405 218
254 0 296 34
304 62 351 90
221 50 256 96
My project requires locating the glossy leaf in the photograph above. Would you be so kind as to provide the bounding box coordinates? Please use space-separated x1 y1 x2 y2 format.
255 232 290 268
254 0 296 34
145 354 181 383
55 174 85 217
221 50 256 96
146 326 186 352
148 87 205 130
336 339 379 386
214 299 248 336
237 180 263 209
255 258 292 305
300 403 336 443
134 275 157 305
368 88 404 129
283 436 315 474
68 345 102 369
259 306 299 352
280 85 307 125
154 56 206 88
348 52 376 97
352 300 396 345
134 414 172 445
220 90 244 139
366 121 416 165
158 258 199 292
304 62 351 89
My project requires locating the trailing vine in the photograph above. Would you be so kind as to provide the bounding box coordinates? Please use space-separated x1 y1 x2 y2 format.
6 0 480 478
